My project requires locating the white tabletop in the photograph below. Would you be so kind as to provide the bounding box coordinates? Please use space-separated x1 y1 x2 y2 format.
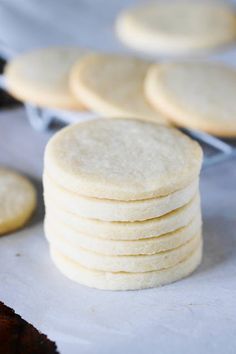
0 1 236 354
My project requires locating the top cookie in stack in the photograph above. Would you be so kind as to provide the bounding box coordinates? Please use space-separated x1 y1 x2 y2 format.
43 118 203 290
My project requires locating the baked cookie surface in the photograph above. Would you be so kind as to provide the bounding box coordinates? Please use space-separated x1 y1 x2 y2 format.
43 172 199 221
145 61 236 136
0 167 36 235
5 47 87 109
44 213 201 256
116 1 236 55
50 242 202 291
70 53 167 123
46 230 201 273
45 193 200 240
44 118 202 200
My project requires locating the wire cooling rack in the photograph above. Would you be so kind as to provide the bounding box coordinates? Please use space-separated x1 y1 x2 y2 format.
1 73 236 168
25 103 236 168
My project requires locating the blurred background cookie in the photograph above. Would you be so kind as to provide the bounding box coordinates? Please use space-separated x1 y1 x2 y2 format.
145 61 236 137
116 0 236 55
5 47 88 110
0 167 36 235
70 53 167 123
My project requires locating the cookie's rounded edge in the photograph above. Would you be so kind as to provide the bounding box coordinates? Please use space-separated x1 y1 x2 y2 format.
50 241 202 290
145 63 236 137
116 2 236 55
4 47 87 110
0 168 37 235
44 118 203 200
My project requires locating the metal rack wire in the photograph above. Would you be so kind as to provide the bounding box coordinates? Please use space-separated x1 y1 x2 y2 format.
25 103 236 168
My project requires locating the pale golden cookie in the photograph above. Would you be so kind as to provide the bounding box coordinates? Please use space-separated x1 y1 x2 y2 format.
45 193 200 240
5 47 87 110
116 1 236 55
70 53 167 123
0 167 36 234
145 61 236 136
44 119 202 200
44 213 201 255
43 172 199 221
50 241 202 290
46 229 201 272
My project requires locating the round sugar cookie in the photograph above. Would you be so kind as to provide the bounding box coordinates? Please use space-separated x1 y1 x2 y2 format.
44 212 201 255
45 193 200 240
0 167 36 234
44 119 202 200
116 1 236 55
70 53 167 123
46 228 201 272
50 242 202 290
43 172 199 221
5 47 87 110
145 61 236 137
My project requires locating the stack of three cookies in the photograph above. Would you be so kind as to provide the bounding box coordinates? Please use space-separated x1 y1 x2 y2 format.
43 118 203 290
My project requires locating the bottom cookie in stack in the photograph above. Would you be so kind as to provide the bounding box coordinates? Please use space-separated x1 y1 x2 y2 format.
50 244 202 291
43 118 203 290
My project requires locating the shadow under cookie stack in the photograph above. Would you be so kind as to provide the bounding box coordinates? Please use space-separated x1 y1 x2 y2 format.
43 118 203 291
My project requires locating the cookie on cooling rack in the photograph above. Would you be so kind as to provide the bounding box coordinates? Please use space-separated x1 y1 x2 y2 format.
5 47 88 110
145 61 236 137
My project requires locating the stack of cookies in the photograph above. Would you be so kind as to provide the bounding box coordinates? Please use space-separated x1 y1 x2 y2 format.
43 118 203 291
